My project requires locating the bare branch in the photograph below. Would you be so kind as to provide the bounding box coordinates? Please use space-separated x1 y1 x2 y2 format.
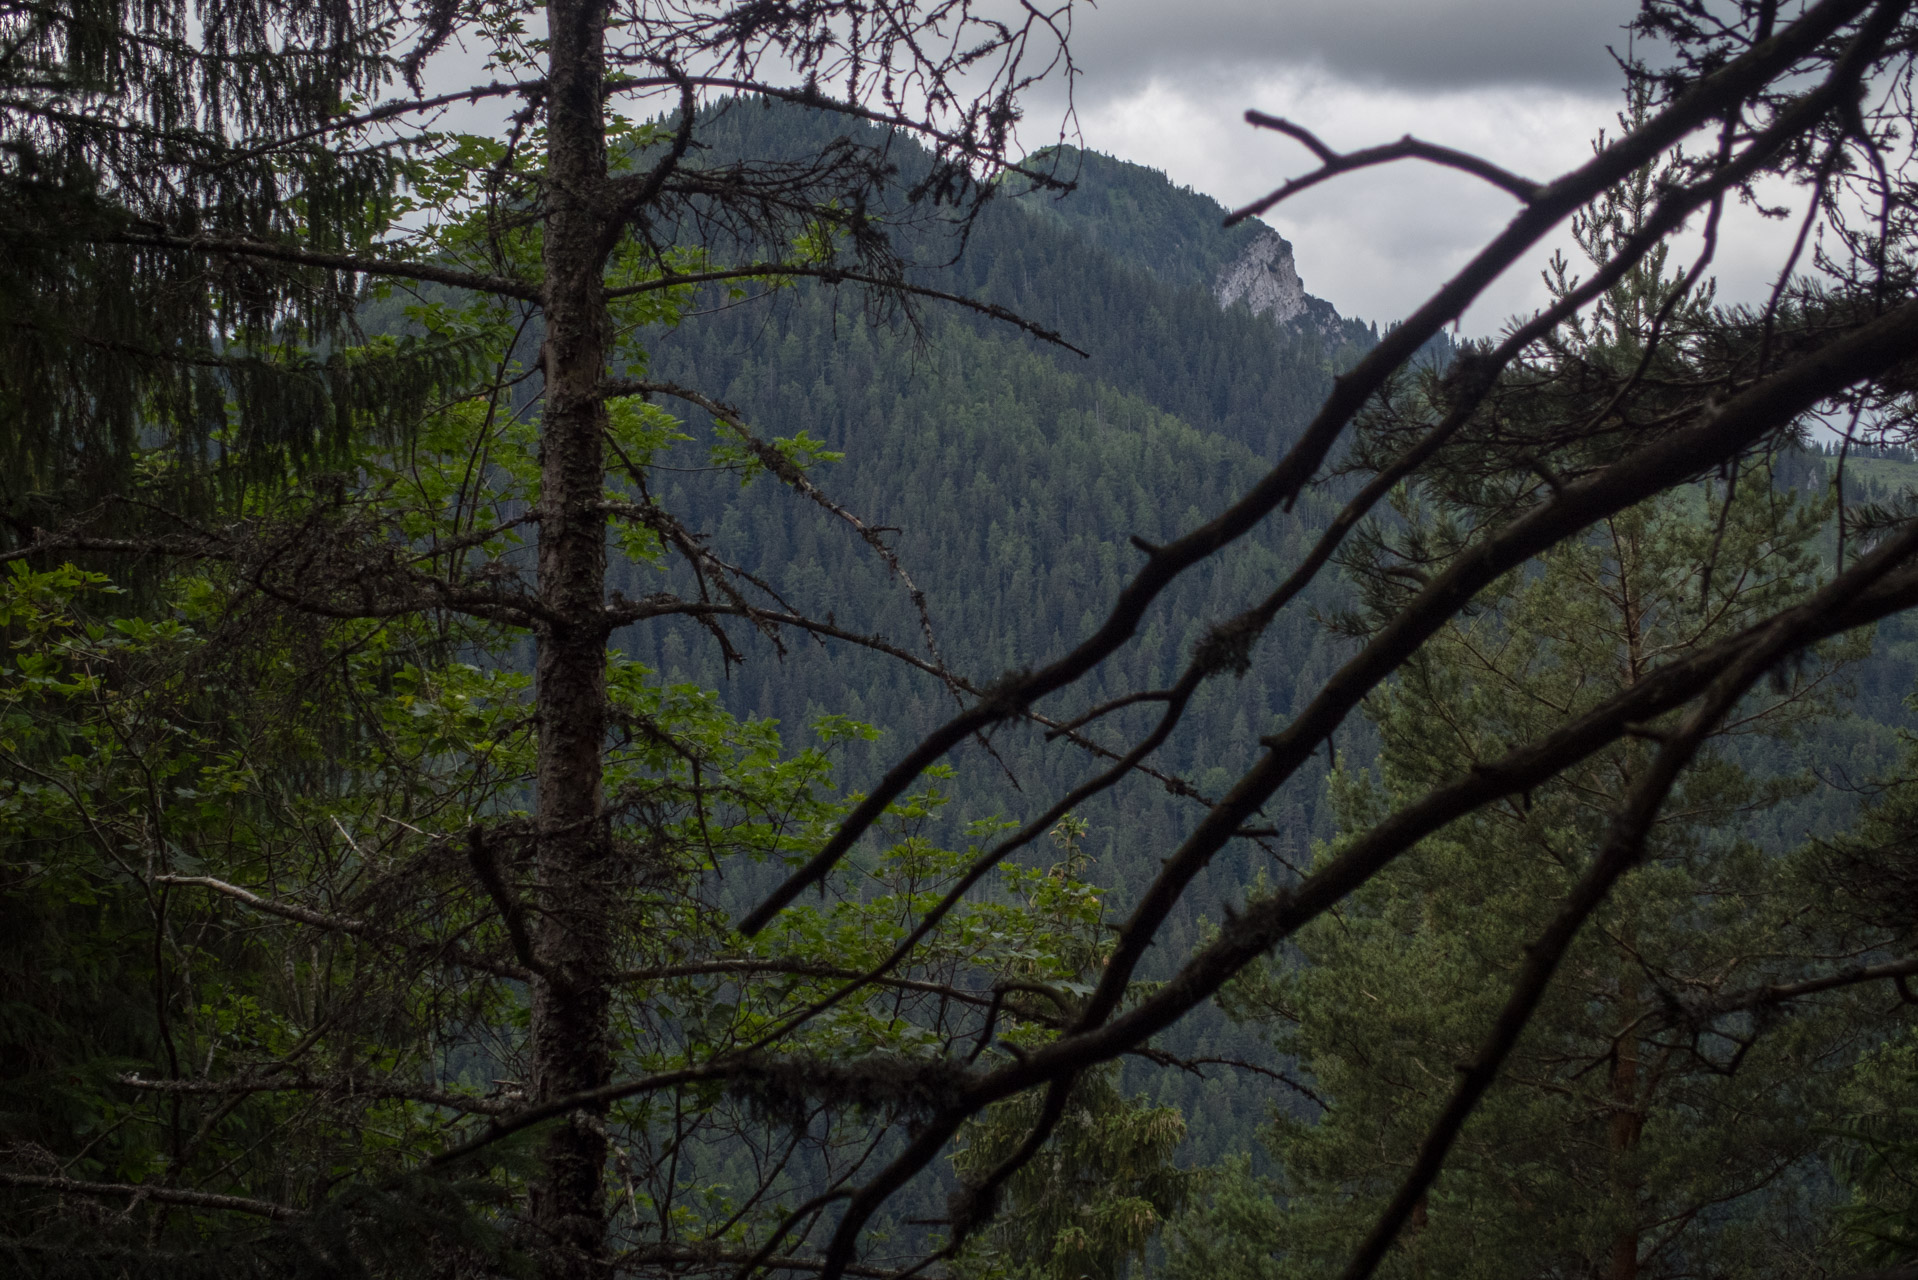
603 67 697 236
599 266 1087 355
209 79 546 166
627 76 1077 191
1686 954 1918 1019
603 598 953 682
739 0 1890 938
466 828 552 982
116 1072 517 1115
0 533 215 565
1228 112 1542 224
0 1171 298 1220
108 232 542 301
604 377 960 679
155 875 529 981
610 958 1048 1019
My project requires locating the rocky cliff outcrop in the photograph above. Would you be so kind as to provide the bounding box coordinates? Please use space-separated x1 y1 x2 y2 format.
1214 228 1310 323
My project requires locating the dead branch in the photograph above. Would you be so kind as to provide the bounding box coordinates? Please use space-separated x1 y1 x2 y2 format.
154 875 529 980
1227 112 1542 225
115 1072 518 1115
598 268 1087 355
1684 954 1918 1019
739 0 1891 938
107 231 541 301
0 1171 298 1220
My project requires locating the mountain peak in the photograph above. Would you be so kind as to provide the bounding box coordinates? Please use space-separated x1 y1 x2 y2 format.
1015 147 1345 335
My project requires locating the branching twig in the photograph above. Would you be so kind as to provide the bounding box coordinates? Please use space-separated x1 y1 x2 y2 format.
1337 515 1918 1280
0 1171 297 1220
1228 112 1542 224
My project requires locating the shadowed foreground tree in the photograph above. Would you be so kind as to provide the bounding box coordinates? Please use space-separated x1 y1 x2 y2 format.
0 1 1127 1279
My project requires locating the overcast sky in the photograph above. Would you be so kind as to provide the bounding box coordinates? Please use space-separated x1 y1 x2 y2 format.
1038 0 1801 333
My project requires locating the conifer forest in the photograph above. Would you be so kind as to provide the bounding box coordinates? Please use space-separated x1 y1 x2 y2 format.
21 1 1918 1277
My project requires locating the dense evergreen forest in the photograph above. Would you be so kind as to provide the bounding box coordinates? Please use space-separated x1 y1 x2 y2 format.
14 3 1918 1279
620 103 1918 1187
628 114 1383 1172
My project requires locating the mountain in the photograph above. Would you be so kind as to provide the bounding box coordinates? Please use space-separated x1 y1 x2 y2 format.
613 106 1390 1167
617 105 1918 1174
1012 147 1346 333
633 107 1376 888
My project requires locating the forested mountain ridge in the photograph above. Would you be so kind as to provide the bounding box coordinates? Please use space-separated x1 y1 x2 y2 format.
612 106 1918 1176
608 109 1388 1167
626 105 1376 892
626 102 1910 900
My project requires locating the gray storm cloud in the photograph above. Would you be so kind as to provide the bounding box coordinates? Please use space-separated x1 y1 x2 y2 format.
1064 0 1639 97
1016 0 1690 329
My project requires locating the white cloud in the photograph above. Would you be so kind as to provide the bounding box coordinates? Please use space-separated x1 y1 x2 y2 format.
1057 32 1815 333
1064 0 1636 93
1071 67 1617 329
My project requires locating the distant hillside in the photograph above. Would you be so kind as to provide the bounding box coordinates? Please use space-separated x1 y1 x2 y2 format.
1012 147 1269 291
382 99 1918 1175
633 103 1376 854
1016 147 1349 333
616 104 1389 1170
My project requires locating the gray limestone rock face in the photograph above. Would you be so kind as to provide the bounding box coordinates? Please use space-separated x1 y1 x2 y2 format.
1213 229 1309 323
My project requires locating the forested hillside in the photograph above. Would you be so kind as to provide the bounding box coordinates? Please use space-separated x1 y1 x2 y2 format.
625 103 1918 862
612 103 1918 1167
630 110 1371 875
617 112 1382 1163
616 109 1916 894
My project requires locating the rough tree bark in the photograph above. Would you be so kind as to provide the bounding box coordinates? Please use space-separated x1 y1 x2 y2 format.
1609 1006 1643 1280
532 0 617 1272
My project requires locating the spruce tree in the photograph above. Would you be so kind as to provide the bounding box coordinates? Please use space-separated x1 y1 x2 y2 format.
2 2 1099 1278
1195 475 1885 1279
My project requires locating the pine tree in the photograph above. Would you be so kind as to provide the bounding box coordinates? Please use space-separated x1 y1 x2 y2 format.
1204 477 1887 1279
1172 137 1908 1280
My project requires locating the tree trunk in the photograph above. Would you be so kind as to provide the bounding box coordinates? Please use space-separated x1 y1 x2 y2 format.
531 0 614 1274
1608 1025 1643 1280
1409 1192 1429 1280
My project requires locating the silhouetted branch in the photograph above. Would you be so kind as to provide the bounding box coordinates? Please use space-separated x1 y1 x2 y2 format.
1228 112 1542 224
0 1171 298 1220
155 875 528 980
108 231 541 300
1686 954 1918 1018
739 0 1889 939
599 267 1088 355
1337 515 1918 1280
